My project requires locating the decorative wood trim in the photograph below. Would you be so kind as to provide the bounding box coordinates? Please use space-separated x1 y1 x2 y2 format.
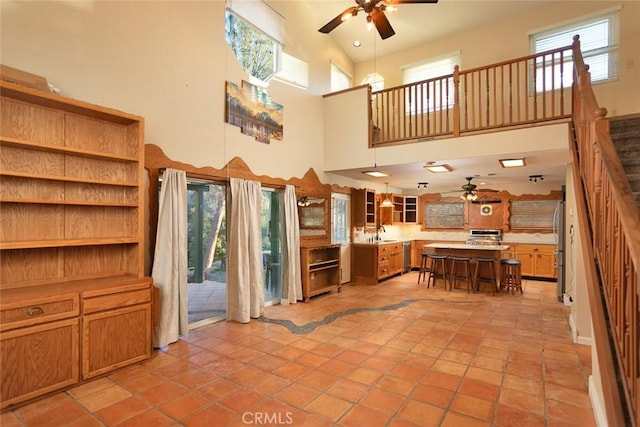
144 144 336 264
419 189 562 232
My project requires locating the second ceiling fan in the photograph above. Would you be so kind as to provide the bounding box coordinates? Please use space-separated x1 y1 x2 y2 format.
318 0 439 40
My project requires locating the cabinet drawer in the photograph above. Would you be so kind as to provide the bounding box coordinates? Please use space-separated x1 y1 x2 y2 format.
1 294 80 332
83 288 151 315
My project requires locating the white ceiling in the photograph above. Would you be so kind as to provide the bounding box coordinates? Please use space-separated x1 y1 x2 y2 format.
301 1 572 194
326 148 570 195
307 0 545 63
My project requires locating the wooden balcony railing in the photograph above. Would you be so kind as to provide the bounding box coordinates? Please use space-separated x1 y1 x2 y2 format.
369 35 639 426
371 44 573 145
570 35 639 427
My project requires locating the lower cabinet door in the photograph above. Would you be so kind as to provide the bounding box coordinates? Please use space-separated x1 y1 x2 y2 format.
82 304 151 379
1 318 79 409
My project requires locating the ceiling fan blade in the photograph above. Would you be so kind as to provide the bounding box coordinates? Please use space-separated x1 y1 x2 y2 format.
318 7 358 34
371 8 395 39
384 0 439 4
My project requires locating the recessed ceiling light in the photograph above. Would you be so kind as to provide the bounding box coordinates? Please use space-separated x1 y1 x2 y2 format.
424 164 453 173
499 158 526 168
353 40 361 47
362 170 389 178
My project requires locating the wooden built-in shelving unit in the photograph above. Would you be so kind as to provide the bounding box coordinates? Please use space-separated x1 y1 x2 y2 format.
0 80 151 410
300 244 341 302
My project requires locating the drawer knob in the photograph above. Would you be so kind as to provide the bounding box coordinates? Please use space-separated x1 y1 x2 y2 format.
26 306 44 316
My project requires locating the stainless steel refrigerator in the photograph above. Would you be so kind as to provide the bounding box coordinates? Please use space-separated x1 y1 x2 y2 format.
553 196 566 303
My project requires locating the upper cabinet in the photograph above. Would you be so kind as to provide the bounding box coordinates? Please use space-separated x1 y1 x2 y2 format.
404 196 418 224
353 188 376 228
379 194 419 225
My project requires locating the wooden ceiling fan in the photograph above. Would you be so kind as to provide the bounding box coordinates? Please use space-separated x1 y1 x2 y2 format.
318 0 439 40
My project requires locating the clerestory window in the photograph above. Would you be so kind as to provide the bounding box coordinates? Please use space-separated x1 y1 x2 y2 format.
224 2 285 85
530 8 620 92
402 51 461 114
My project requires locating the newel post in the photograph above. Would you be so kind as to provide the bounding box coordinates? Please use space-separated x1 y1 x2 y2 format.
453 65 460 137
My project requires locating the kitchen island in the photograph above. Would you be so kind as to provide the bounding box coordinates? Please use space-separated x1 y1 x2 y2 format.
423 243 511 291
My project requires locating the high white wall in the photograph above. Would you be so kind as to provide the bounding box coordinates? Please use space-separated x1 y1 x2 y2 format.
0 0 353 185
355 1 640 117
1 1 637 191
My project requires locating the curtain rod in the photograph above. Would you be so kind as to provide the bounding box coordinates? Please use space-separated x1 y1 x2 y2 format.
158 167 296 189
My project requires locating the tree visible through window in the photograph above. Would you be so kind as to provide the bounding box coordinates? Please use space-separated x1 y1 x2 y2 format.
225 11 278 83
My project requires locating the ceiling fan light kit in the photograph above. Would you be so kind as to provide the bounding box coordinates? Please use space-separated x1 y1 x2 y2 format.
460 176 478 201
319 0 439 40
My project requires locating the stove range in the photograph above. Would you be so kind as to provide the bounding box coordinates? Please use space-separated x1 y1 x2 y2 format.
466 229 502 246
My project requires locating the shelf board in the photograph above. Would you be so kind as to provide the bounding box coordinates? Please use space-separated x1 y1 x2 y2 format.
0 170 139 187
1 238 139 250
0 80 143 125
0 137 139 162
309 260 340 271
0 198 138 207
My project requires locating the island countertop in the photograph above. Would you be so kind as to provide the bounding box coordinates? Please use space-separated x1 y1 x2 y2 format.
424 243 510 251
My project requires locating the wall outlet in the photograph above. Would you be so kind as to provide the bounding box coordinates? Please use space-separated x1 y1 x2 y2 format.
563 293 574 307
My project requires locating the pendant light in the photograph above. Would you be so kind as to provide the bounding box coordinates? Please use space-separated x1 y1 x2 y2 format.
381 182 394 207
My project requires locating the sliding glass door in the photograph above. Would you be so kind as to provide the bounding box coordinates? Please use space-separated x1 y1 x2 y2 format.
186 181 227 327
261 188 283 305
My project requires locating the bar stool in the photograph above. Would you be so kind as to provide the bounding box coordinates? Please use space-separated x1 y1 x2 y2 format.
501 259 523 294
448 256 473 292
472 257 499 295
417 252 435 285
426 254 449 289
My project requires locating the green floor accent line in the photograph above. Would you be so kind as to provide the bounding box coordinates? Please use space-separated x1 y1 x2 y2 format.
257 298 480 334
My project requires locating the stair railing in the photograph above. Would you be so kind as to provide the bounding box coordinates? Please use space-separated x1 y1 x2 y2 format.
571 34 640 427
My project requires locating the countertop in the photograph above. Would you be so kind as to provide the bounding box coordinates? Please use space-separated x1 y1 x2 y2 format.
424 243 510 251
353 239 412 246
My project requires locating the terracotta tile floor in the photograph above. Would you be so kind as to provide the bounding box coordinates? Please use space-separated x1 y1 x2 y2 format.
2 272 596 427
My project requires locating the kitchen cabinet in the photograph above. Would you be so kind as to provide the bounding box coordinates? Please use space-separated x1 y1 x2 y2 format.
412 240 431 269
0 81 152 409
352 242 403 284
381 195 418 224
512 244 557 279
378 243 402 280
352 244 378 285
300 244 341 302
404 196 418 224
392 195 405 223
379 193 394 225
353 189 376 228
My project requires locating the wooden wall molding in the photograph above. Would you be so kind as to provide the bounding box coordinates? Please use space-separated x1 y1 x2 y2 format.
146 144 330 193
144 144 352 265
